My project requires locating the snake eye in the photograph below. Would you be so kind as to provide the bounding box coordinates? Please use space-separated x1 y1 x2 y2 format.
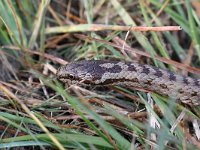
68 74 75 80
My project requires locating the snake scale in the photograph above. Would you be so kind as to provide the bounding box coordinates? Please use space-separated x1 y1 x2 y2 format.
56 60 200 106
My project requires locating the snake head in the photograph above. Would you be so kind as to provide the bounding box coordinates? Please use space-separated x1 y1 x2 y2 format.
56 60 107 85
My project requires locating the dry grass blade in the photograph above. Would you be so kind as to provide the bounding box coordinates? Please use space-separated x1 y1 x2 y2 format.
45 24 181 34
0 83 65 150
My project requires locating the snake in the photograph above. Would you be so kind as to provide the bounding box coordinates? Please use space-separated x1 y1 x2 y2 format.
56 60 200 106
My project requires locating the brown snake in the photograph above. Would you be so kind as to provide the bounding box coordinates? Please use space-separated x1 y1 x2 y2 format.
56 60 200 106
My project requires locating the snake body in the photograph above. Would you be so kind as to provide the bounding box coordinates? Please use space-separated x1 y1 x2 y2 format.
56 60 200 105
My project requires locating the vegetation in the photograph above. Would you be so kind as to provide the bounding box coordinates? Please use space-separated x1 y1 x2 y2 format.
0 0 200 149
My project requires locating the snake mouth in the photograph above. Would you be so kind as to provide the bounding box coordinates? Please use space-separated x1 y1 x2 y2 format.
58 75 96 85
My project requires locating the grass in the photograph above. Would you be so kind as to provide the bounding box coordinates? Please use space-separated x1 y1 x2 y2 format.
0 0 200 149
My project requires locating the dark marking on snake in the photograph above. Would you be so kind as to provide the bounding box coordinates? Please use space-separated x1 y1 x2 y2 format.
160 84 167 89
141 66 150 74
191 91 198 97
154 68 163 77
183 77 189 85
128 64 137 71
144 80 153 86
169 72 176 81
108 65 122 73
193 78 200 87
178 89 185 94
